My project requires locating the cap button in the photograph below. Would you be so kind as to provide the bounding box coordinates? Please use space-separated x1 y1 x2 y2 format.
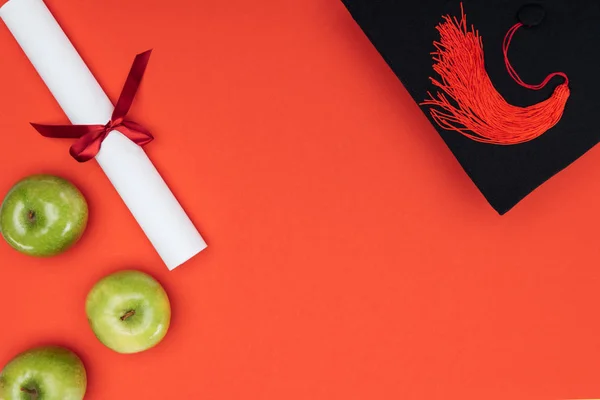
518 3 546 27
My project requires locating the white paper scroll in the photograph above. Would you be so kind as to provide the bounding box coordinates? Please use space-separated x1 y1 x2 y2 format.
0 0 207 270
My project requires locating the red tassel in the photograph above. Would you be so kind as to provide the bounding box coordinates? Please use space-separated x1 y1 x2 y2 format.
421 5 570 145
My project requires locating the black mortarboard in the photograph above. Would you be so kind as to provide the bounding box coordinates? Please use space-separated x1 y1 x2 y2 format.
341 0 600 214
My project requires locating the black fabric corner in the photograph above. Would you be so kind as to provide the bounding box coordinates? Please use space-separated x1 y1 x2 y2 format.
342 0 600 214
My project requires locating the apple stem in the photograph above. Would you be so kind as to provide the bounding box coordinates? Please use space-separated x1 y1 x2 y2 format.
28 210 36 223
21 387 38 400
121 310 136 321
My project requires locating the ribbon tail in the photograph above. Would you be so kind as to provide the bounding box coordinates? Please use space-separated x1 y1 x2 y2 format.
31 122 104 139
112 49 153 120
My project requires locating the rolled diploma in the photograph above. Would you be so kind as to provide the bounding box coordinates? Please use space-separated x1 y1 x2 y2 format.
0 0 207 270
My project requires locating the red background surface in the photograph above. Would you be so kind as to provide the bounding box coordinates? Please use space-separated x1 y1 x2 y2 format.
0 0 599 399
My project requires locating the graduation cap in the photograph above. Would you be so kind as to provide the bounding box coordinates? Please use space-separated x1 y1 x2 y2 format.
341 0 599 214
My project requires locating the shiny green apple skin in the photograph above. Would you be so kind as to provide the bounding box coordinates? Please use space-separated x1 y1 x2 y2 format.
86 270 171 354
0 346 86 400
0 175 88 257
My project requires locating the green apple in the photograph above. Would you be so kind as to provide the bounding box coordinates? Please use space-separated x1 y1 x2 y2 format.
0 346 86 400
86 270 171 354
0 175 88 257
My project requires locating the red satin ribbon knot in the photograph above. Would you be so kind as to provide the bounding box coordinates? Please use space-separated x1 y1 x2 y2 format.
31 50 154 162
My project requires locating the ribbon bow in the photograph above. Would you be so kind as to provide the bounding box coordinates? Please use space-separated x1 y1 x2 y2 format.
31 50 154 162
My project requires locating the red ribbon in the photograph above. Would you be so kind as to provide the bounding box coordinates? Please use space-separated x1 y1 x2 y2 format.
31 50 154 162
